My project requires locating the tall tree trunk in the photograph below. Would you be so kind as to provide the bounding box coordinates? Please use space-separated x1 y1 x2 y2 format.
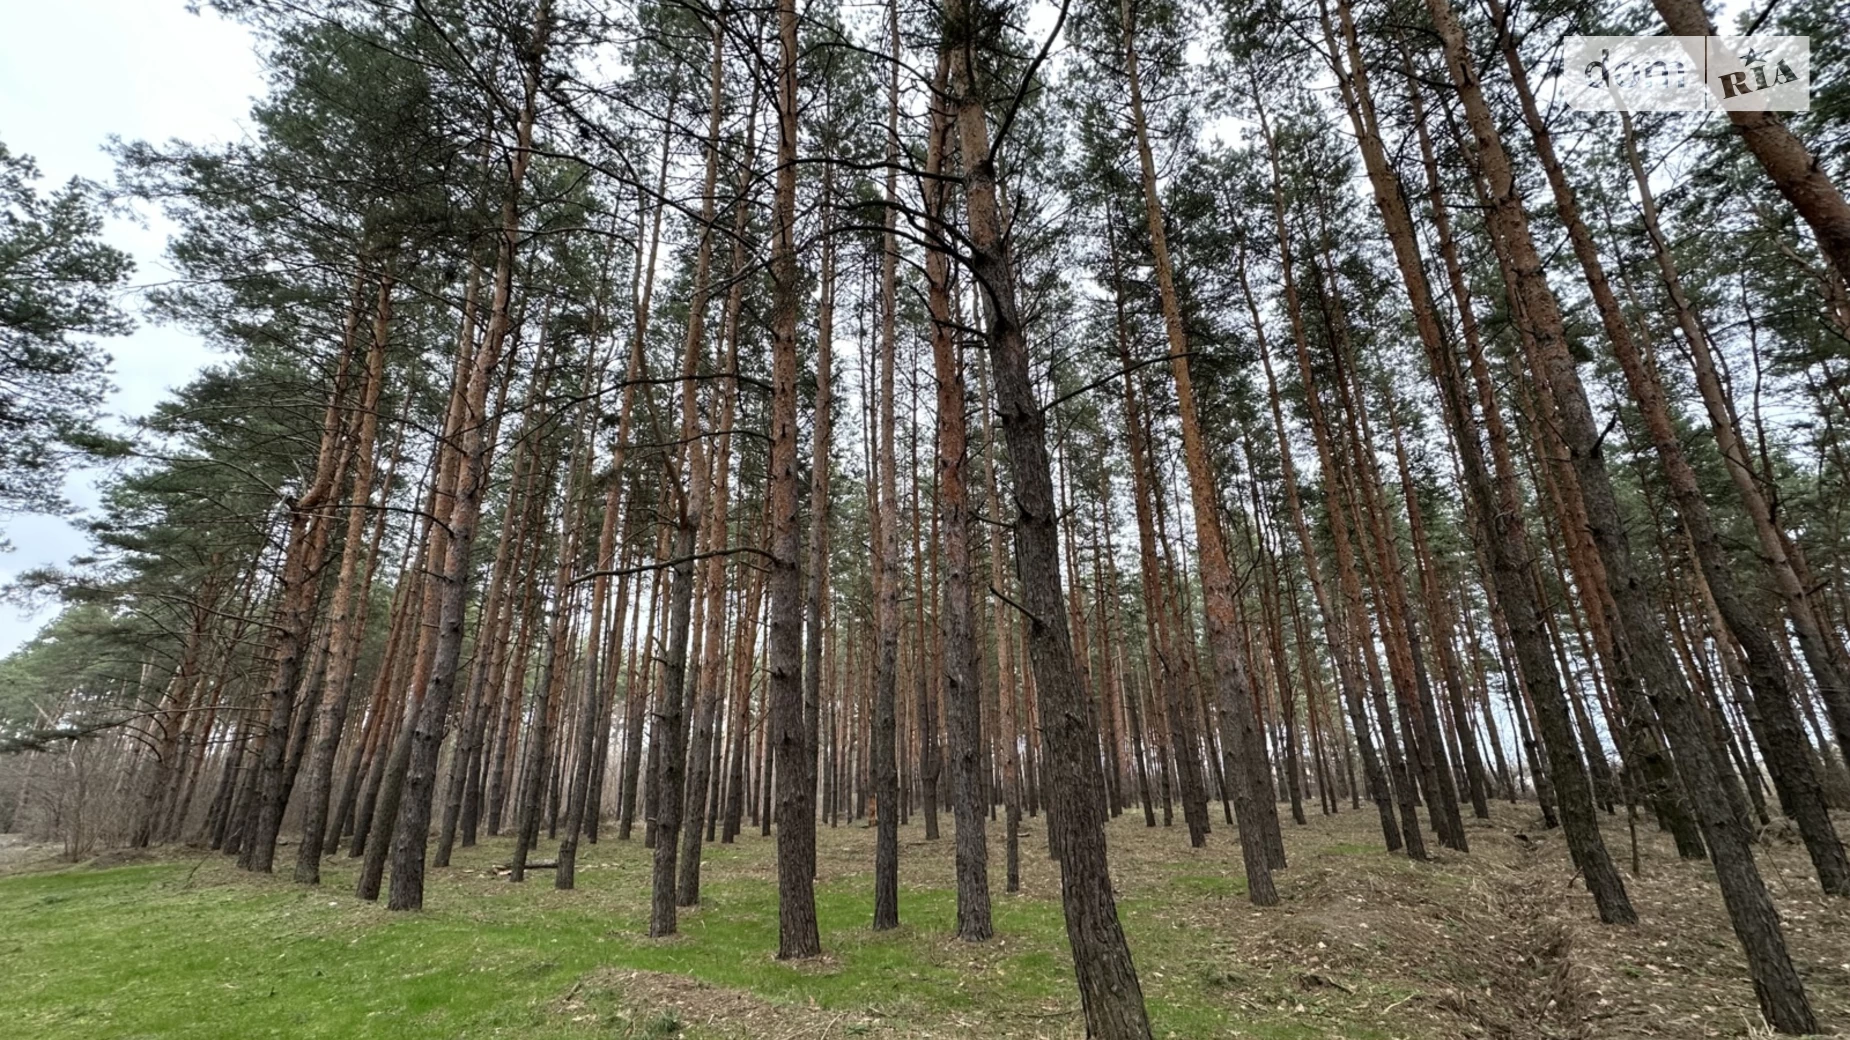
1120 0 1280 898
1649 0 1850 284
1104 219 1209 848
925 52 992 941
868 0 903 932
946 7 1153 1033
295 272 393 882
384 9 546 911
243 286 363 874
770 0 821 959
1423 0 1812 1024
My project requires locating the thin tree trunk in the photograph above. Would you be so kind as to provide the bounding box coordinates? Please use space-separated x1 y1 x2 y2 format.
925 52 991 940
1120 0 1279 898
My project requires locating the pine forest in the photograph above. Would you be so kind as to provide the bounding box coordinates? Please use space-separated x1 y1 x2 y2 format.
3 0 1850 1035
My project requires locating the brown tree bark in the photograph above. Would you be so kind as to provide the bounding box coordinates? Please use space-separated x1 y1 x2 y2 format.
1103 218 1210 848
242 283 364 874
924 53 992 940
1119 0 1280 898
383 7 546 910
870 0 903 932
1424 0 1811 1023
947 6 1153 1031
1649 0 1850 285
770 0 821 959
295 272 393 882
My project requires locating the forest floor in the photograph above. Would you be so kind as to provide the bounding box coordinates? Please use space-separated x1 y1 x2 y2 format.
2 801 1848 1039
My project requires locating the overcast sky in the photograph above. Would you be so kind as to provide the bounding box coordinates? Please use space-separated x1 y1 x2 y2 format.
0 1 264 655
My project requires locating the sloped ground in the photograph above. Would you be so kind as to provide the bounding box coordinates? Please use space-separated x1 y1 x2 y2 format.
1 801 1845 1038
0 831 64 873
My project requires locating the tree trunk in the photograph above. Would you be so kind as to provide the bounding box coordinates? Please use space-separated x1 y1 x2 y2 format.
1423 0 1811 1024
1649 0 1850 284
946 8 1153 1033
770 0 821 959
295 274 393 882
925 52 992 941
1120 0 1279 899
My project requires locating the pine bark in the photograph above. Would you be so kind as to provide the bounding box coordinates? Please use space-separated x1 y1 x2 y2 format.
1649 0 1850 283
770 0 821 959
946 7 1153 1032
1120 0 1280 899
1424 0 1810 1023
295 273 392 882
925 52 992 941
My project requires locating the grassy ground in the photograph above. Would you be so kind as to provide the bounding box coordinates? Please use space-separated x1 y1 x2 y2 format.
2 802 1848 1038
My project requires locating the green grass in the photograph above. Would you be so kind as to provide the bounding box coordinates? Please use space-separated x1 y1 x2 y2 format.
0 821 1400 1039
1322 842 1384 858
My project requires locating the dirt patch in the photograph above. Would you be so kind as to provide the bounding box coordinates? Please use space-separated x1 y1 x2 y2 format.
1428 850 1594 1040
791 803 1850 1038
1210 808 1850 1039
84 848 156 870
557 968 886 1038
